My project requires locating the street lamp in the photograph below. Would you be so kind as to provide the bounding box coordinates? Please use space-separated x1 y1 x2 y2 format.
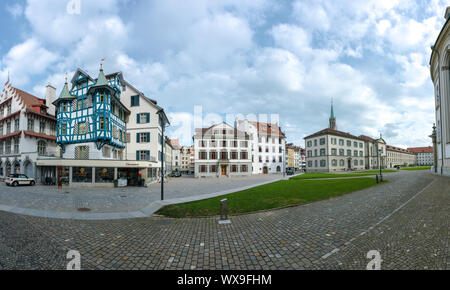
157 109 170 200
378 148 382 181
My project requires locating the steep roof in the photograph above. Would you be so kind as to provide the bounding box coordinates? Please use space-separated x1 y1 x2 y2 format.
237 120 286 137
407 146 433 153
194 122 249 138
386 145 415 155
92 68 109 88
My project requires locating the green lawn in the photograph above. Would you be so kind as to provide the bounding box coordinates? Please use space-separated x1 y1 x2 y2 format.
400 166 431 171
291 169 396 180
156 178 379 218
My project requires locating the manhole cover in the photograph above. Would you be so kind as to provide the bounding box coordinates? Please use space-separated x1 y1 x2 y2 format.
120 196 127 198
77 207 91 212
157 220 173 226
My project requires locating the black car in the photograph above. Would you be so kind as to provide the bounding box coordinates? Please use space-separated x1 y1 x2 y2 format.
170 171 182 177
286 169 294 175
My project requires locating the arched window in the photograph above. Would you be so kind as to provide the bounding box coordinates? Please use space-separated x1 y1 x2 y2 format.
38 140 47 156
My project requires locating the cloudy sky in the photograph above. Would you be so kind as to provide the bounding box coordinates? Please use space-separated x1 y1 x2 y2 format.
0 0 446 148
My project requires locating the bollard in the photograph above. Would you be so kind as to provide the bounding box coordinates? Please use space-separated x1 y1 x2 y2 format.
220 198 228 220
219 198 231 224
376 174 379 183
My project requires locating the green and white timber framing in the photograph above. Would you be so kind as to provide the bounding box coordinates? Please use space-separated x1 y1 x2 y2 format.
53 67 130 159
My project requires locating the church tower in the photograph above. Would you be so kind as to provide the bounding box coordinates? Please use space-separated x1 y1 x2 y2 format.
329 99 336 130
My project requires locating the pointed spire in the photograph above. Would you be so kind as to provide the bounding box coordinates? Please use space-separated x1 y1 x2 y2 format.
93 59 108 87
330 98 335 119
329 98 337 130
58 72 74 99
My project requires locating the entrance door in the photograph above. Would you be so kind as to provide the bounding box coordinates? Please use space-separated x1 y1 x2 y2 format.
347 159 351 170
221 165 227 175
263 166 268 174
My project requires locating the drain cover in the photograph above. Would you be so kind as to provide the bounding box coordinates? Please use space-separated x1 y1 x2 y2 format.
120 195 127 198
157 220 172 226
77 207 91 212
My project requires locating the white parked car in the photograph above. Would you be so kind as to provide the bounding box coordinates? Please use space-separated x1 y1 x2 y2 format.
5 174 36 187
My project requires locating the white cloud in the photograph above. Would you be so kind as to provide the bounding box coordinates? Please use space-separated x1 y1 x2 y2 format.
1 38 59 86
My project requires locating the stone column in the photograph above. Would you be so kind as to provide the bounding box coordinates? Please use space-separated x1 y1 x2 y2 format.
92 167 95 184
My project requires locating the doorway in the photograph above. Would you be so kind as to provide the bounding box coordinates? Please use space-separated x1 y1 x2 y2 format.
221 165 227 175
263 166 268 174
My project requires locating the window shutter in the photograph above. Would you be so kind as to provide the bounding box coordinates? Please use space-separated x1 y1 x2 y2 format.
136 133 140 143
136 151 140 161
137 114 140 124
146 113 150 123
146 133 150 142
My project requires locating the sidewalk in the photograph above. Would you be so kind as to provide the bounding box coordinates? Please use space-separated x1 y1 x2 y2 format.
0 172 303 220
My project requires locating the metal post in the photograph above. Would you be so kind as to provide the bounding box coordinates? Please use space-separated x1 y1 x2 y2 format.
283 147 286 178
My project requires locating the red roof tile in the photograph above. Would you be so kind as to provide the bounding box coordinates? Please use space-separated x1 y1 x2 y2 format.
407 146 433 153
23 131 56 141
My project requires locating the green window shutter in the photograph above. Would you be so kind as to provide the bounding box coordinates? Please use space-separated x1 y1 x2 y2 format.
136 133 140 143
146 113 150 123
136 151 140 161
137 113 141 124
146 133 150 142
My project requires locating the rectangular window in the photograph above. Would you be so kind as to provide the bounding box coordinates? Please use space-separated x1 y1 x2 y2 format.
231 151 238 159
241 165 247 172
240 151 248 159
231 165 237 172
27 119 34 132
199 151 207 160
40 121 46 134
200 165 207 173
72 167 92 183
320 138 325 145
95 167 114 183
347 140 351 146
339 139 344 146
14 119 19 131
131 95 140 107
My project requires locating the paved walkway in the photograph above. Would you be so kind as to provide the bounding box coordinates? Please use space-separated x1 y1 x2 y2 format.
0 170 447 269
0 173 295 220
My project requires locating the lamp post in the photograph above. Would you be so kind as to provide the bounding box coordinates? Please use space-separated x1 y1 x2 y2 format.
430 123 437 173
378 148 382 181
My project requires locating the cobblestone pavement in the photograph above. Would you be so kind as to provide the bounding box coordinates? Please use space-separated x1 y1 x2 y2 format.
0 174 283 213
0 170 448 270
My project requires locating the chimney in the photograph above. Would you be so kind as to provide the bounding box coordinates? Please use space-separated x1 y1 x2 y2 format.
45 84 56 116
445 6 450 20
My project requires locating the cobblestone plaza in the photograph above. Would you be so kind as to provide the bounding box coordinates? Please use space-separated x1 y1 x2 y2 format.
0 170 448 270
